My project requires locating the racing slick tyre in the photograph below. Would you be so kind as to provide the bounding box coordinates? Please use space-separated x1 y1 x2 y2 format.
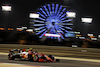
28 54 33 61
33 55 39 62
8 53 15 60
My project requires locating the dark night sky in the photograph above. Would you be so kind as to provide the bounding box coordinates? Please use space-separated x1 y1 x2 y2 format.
70 0 100 36
0 0 100 36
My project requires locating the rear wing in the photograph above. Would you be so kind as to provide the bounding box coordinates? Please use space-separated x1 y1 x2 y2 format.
9 49 20 52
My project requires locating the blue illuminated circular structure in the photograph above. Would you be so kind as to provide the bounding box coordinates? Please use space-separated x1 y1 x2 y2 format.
33 3 74 41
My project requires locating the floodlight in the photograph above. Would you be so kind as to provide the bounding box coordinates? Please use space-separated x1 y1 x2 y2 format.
91 38 97 41
2 5 11 11
65 33 75 37
29 13 39 18
79 37 85 39
75 32 80 34
98 35 100 38
66 11 76 18
22 27 27 29
87 34 93 36
81 18 93 23
26 29 33 32
72 45 78 48
17 28 23 30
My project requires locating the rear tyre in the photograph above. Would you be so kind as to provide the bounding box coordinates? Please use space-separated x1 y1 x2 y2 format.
28 54 33 61
48 55 54 60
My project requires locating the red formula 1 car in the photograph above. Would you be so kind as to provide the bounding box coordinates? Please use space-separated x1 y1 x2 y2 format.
8 49 60 62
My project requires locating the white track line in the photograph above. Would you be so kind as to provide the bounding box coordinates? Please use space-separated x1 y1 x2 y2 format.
0 63 50 67
55 56 100 63
0 52 100 63
0 52 8 55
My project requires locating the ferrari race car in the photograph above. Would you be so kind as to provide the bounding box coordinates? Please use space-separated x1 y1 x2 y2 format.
8 48 60 62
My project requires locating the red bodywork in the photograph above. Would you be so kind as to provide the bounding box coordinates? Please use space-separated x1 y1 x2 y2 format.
29 53 55 62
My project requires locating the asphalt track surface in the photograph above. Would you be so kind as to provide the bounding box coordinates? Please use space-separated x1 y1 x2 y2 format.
0 54 100 67
0 44 100 59
0 44 100 67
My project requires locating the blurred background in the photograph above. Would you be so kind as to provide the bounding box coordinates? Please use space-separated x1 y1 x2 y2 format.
0 0 100 48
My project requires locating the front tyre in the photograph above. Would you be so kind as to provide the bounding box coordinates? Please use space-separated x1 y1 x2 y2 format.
33 55 39 62
8 53 15 60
